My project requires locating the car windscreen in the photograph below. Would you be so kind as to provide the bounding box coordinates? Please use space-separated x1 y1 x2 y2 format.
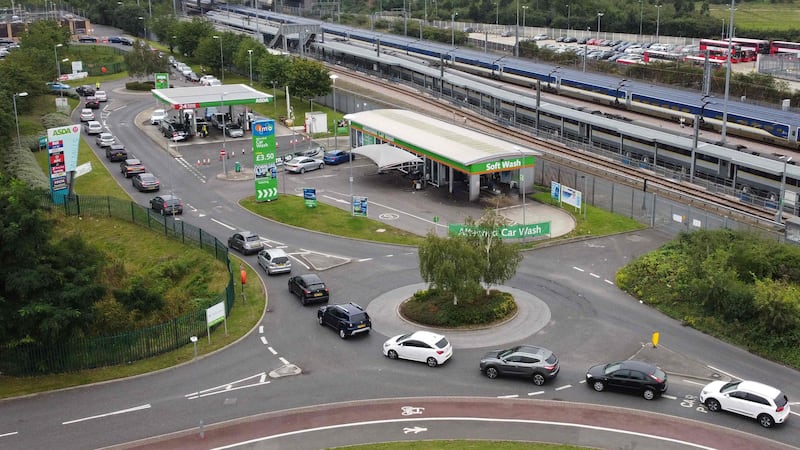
653 367 667 381
545 354 558 364
434 337 449 349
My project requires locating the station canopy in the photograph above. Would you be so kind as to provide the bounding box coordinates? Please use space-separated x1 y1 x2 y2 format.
151 84 272 110
352 143 422 170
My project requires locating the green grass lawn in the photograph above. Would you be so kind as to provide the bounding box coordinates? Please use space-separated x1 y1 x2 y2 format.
708 1 800 32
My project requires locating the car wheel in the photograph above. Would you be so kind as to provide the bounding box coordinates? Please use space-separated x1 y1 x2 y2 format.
387 350 398 360
301 298 307 306
299 168 305 174
642 388 656 400
704 398 721 412
758 413 775 428
339 329 347 339
319 163 324 170
532 373 546 386
485 367 498 379
592 381 605 392
426 357 438 367
318 315 324 325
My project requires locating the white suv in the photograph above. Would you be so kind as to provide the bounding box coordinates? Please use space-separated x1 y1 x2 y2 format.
700 380 790 428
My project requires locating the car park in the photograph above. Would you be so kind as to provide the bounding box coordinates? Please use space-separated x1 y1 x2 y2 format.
586 360 668 400
47 81 70 91
94 91 108 102
84 120 102 135
700 380 790 428
95 132 116 147
150 194 183 215
224 123 244 138
85 96 100 109
131 173 160 192
317 303 371 339
288 273 329 305
323 150 355 165
257 248 292 275
383 330 453 367
227 231 264 255
150 109 167 125
76 85 95 96
79 108 95 122
105 144 127 162
285 157 324 174
120 158 146 178
479 345 560 385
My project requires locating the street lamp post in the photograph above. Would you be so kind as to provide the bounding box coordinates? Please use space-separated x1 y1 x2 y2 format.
777 155 792 223
220 93 228 176
691 95 712 183
189 335 203 437
495 2 499 25
655 4 663 43
721 0 735 144
522 6 528 38
54 43 63 80
12 92 28 153
247 49 253 86
596 12 603 41
615 78 628 105
451 11 458 46
330 74 338 150
213 35 224 82
138 16 147 40
271 80 278 118
566 4 570 30
639 0 644 39
514 0 519 57
514 146 526 226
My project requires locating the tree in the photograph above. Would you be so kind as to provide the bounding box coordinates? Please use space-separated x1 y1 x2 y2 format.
124 39 169 79
257 53 293 88
462 210 523 293
286 58 333 100
175 18 215 58
419 232 483 305
233 36 268 77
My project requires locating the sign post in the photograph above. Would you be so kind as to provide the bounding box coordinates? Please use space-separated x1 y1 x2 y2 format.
154 72 169 89
352 196 368 216
304 188 317 208
47 125 81 205
252 119 278 202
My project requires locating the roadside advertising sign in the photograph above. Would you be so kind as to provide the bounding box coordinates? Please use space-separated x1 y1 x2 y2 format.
252 119 278 202
303 188 317 208
154 72 169 89
47 125 80 204
352 196 368 216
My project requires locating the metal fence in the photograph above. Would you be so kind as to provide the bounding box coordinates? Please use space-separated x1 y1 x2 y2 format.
0 194 235 376
758 53 800 82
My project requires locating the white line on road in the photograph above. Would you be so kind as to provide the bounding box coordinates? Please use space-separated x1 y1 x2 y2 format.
706 365 740 380
260 373 267 383
0 431 18 438
358 258 373 262
604 279 615 285
528 391 544 396
790 411 799 417
268 347 277 355
279 357 290 365
662 394 678 400
681 379 706 386
497 394 519 399
578 380 586 384
322 195 349 204
210 218 236 230
555 385 572 391
590 273 600 279
573 266 585 272
63 404 151 425
260 336 268 345
259 325 264 334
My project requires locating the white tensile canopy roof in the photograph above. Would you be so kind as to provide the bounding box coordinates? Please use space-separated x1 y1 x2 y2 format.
352 143 422 169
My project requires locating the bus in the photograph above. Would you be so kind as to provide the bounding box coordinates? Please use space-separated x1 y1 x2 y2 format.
770 41 800 55
730 37 770 56
698 39 746 63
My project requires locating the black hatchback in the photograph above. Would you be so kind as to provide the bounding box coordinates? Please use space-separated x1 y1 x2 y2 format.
288 274 329 305
586 360 668 400
150 194 183 215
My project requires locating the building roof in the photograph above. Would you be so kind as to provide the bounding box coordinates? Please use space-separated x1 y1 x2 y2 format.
151 84 272 109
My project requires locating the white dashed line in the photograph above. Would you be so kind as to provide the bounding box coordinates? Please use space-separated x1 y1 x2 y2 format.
497 394 519 399
662 394 678 400
385 254 393 258
358 258 373 262
279 357 290 365
555 384 572 391
590 273 600 279
604 279 615 285
260 336 268 345
210 218 236 230
790 411 800 417
0 432 19 438
528 391 544 396
267 347 277 355
573 266 585 272
578 380 586 384
706 365 739 380
681 379 706 386
259 325 264 334
63 404 151 425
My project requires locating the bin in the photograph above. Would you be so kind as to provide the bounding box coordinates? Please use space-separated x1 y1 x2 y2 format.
234 162 241 173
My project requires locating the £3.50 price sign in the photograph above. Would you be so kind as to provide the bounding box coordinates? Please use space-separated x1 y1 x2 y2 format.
252 119 278 202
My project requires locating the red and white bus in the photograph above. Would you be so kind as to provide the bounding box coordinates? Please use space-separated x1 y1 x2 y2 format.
770 41 800 55
698 39 746 63
730 37 770 56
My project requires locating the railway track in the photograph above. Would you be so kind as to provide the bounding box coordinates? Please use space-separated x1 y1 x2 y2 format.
331 67 783 231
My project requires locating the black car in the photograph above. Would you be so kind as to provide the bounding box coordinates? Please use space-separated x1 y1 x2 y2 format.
107 36 123 43
185 72 200 82
120 158 146 178
131 173 160 192
586 360 668 400
317 303 371 339
76 85 95 97
85 96 100 109
288 274 329 305
119 37 133 46
479 345 560 386
227 231 264 255
105 144 127 162
78 35 98 43
150 194 183 215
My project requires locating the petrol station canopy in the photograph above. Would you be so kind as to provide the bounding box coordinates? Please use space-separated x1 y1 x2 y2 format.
151 84 272 110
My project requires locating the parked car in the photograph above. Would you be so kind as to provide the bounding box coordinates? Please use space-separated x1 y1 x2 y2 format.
78 35 98 43
79 108 95 122
199 75 217 85
95 132 116 147
288 273 329 305
105 144 127 162
131 173 161 192
94 90 108 102
227 231 264 255
209 79 222 87
383 330 453 367
160 121 187 141
224 123 244 138
186 72 200 82
288 145 325 160
285 157 324 174
500 31 513 37
586 360 668 400
118 36 134 46
257 248 292 275
107 36 123 43
700 380 790 428
47 81 71 91
76 85 95 96
479 345 560 385
85 96 100 109
120 158 146 178
533 34 549 41
150 109 167 125
84 120 102 135
317 303 371 339
323 150 355 165
150 194 183 215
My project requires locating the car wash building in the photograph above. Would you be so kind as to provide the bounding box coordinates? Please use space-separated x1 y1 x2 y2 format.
344 109 539 202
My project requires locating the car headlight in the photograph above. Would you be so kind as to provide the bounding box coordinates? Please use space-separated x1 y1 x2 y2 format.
586 373 593 379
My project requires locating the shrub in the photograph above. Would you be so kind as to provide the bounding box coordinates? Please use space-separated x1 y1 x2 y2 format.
400 288 517 327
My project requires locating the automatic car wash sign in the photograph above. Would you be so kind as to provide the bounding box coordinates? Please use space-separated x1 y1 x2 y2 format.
252 119 278 202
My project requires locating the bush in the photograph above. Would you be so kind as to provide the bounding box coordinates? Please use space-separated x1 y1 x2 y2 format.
400 288 517 327
125 81 156 91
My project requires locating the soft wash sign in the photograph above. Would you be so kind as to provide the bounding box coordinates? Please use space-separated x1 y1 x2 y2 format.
472 155 534 173
47 125 81 204
252 119 278 202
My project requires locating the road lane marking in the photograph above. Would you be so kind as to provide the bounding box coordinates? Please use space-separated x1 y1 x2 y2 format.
555 385 572 391
790 411 799 417
590 273 600 279
604 279 614 285
185 373 270 400
210 218 236 230
279 357 290 365
63 404 151 425
268 347 277 355
260 336 267 345
0 431 18 438
662 394 678 400
322 195 349 204
497 394 519 398
358 258 373 262
259 325 264 334
706 365 739 380
681 379 706 386
528 391 544 396
573 266 584 272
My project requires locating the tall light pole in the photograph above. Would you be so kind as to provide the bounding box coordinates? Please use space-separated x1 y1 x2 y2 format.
777 155 792 223
451 11 458 46
54 43 63 80
566 4 570 30
721 0 735 144
213 35 224 82
596 12 603 41
639 0 643 39
138 16 146 39
691 95 711 183
515 146 526 226
247 49 253 86
514 0 520 57
330 74 338 150
655 4 663 43
220 93 228 176
495 1 499 24
522 5 528 38
12 92 28 153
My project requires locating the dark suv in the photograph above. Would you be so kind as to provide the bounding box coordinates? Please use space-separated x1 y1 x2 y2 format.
317 303 371 339
480 345 560 386
105 144 127 162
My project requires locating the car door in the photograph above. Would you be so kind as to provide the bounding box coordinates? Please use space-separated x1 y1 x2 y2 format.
325 307 342 328
500 354 524 377
606 369 631 390
399 339 426 362
627 369 648 392
742 393 770 418
725 390 752 416
516 355 540 377
230 234 243 251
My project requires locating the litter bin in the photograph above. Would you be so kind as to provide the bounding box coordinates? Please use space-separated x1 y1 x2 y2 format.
234 162 241 173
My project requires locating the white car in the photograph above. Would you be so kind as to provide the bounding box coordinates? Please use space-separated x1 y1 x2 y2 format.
79 108 95 122
199 75 217 85
84 120 102 135
700 380 790 428
95 132 116 147
150 109 167 125
209 79 222 87
382 330 453 367
94 90 108 102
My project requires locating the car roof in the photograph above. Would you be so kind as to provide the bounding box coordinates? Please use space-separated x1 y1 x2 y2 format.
737 381 783 397
81 108 92 112
617 360 658 372
298 273 323 283
87 120 101 126
514 345 551 356
263 248 287 256
238 230 257 238
157 194 180 201
110 143 125 149
338 302 365 313
124 158 142 164
99 132 113 136
138 173 157 179
407 330 445 342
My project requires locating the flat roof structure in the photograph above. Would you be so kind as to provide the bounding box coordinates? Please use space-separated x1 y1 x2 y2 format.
151 84 272 110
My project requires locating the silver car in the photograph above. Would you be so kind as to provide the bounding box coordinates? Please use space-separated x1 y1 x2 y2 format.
95 132 116 147
479 345 560 386
285 157 324 174
257 248 292 275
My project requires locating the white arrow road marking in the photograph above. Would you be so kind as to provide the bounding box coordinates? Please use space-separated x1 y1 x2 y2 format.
63 404 151 425
0 431 19 438
185 372 269 400
210 218 236 230
279 357 290 365
403 426 427 434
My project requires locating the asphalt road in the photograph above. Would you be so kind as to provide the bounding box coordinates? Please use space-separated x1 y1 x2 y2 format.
1 74 799 449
